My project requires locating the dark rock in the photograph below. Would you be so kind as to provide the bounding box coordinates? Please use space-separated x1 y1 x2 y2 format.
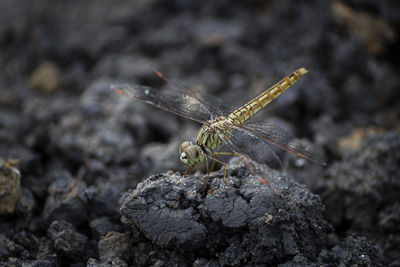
35 237 58 265
121 162 331 265
280 235 383 266
49 79 137 165
16 188 36 215
79 164 143 217
86 182 121 218
42 172 87 226
0 233 28 259
130 242 149 267
20 259 56 267
141 140 186 174
318 235 383 266
89 217 123 239
1 0 399 265
320 131 400 265
278 254 317 267
87 257 128 267
0 109 33 145
98 232 133 263
192 258 219 267
11 231 39 256
47 220 88 259
0 257 23 267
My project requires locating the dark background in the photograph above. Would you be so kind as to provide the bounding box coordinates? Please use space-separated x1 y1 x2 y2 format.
1 0 399 266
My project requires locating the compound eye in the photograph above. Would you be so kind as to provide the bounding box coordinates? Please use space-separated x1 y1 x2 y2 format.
179 141 191 154
186 146 200 160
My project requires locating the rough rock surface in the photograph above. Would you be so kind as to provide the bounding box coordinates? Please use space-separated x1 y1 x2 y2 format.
120 164 330 265
47 220 88 259
319 131 400 265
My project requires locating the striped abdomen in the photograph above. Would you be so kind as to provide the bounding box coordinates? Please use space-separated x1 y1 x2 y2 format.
228 68 308 126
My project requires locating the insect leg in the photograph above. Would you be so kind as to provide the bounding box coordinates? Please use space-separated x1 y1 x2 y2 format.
184 166 194 177
213 151 268 185
209 154 218 173
206 155 228 185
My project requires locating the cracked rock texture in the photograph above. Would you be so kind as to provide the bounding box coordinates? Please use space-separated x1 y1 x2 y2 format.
121 165 329 265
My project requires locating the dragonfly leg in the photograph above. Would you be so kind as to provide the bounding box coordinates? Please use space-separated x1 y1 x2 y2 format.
209 155 218 173
213 151 269 185
206 155 228 185
205 157 209 175
184 166 194 177
201 156 211 187
201 155 219 187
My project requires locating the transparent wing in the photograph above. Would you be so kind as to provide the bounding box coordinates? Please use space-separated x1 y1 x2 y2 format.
111 83 214 123
222 122 326 166
221 125 283 169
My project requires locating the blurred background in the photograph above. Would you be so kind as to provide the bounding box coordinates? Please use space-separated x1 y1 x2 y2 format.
0 0 399 265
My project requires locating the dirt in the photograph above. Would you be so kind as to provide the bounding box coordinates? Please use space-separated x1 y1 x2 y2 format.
0 0 399 266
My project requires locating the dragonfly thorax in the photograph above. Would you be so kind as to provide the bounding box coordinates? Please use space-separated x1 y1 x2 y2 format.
179 141 205 166
196 117 233 152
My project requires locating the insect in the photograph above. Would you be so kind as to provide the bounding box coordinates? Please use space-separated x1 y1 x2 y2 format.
112 68 325 185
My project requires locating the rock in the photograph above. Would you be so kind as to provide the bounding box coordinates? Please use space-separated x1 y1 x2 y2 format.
192 258 219 267
21 259 56 267
318 235 383 266
0 234 28 259
1 257 23 267
120 162 331 265
42 173 88 226
280 235 383 266
337 127 386 153
320 131 400 265
28 61 62 93
35 237 58 265
279 254 317 267
11 231 38 256
49 79 137 165
16 188 36 215
89 217 123 239
47 220 88 259
141 141 185 173
331 2 397 55
0 158 21 214
87 257 128 267
1 0 399 265
98 232 133 263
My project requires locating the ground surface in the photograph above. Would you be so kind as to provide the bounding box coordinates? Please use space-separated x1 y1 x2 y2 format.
0 0 399 266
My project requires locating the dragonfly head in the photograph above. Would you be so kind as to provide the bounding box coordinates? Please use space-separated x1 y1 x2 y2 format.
179 141 204 166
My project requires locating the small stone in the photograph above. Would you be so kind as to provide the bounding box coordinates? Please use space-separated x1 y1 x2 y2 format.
42 174 88 226
98 232 133 263
47 220 88 259
0 158 21 214
28 61 62 93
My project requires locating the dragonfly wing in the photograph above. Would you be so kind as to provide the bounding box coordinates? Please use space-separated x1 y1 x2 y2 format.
224 122 326 166
111 83 213 123
221 125 283 168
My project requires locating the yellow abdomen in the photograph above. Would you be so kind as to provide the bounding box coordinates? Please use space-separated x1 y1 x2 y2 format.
228 68 308 126
196 68 307 153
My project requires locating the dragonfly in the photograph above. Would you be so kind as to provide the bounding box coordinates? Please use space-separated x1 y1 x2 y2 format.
111 68 325 185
